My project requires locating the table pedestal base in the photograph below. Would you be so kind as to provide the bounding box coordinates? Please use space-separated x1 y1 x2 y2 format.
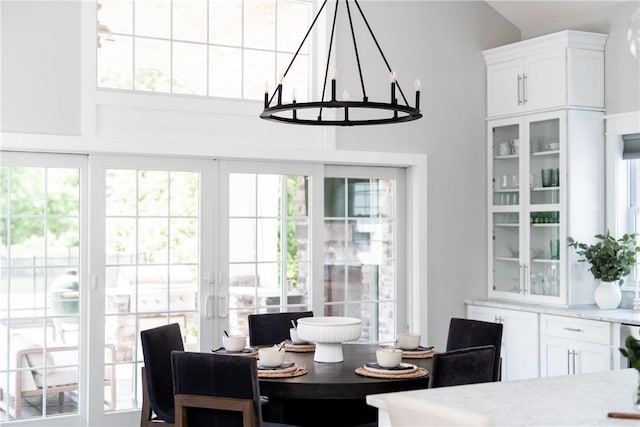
313 342 344 363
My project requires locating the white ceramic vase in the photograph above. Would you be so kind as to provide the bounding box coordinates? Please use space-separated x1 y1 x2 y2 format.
594 280 622 309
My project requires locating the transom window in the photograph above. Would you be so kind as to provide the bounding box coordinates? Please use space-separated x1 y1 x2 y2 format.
97 0 311 100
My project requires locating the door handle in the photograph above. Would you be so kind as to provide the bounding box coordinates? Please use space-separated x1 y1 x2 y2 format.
567 349 571 375
522 74 528 104
517 75 523 105
218 294 229 318
572 350 577 374
205 295 215 319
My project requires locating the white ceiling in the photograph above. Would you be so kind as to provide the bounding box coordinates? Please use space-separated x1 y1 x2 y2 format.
485 1 628 36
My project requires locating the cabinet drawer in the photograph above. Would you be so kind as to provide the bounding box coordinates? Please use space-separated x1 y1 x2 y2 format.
540 314 610 345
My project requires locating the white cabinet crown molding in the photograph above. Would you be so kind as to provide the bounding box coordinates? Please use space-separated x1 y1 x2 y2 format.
482 30 609 64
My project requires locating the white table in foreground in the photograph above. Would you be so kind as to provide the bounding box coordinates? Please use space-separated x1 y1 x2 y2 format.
367 368 639 426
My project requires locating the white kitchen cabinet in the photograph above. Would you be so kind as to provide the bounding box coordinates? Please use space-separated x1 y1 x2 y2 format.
489 109 604 305
539 314 612 376
467 304 539 381
483 31 607 118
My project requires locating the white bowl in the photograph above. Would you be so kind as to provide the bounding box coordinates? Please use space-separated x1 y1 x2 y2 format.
258 347 286 367
376 347 403 368
222 334 246 352
290 328 308 344
397 333 421 350
296 316 362 363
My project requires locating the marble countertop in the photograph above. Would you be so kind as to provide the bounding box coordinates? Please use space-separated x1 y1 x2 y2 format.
367 369 639 426
466 299 640 325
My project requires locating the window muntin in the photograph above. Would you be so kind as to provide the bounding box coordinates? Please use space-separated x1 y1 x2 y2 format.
97 0 312 101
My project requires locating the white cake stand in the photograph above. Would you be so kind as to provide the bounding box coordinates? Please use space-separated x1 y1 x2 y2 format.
296 316 362 363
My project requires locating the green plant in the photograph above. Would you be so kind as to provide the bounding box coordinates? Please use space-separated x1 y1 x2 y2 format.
621 335 640 371
567 231 640 285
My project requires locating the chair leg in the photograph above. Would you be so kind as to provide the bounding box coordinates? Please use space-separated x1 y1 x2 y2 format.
140 367 152 427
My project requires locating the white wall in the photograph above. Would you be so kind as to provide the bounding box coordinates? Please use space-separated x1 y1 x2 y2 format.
1 1 81 135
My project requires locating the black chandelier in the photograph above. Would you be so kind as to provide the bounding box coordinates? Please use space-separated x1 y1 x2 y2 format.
260 0 422 126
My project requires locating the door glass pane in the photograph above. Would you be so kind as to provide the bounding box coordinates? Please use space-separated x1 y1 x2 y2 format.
529 118 560 205
0 164 82 421
104 168 199 413
227 173 310 336
323 176 396 343
529 210 560 297
492 212 520 294
492 124 520 207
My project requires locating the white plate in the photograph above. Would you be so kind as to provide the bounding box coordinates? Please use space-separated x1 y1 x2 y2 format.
363 362 417 375
381 345 435 355
257 362 297 373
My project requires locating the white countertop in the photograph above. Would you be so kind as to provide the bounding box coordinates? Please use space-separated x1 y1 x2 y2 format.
367 369 639 426
466 299 640 325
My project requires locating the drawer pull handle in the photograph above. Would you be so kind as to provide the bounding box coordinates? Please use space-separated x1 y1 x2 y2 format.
563 327 583 332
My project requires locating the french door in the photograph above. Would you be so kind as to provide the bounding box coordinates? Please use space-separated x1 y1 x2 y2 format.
1 154 405 425
0 152 86 425
216 162 405 345
214 161 318 348
87 155 213 426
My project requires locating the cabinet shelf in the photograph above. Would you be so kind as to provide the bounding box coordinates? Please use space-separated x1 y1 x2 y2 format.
494 188 519 193
532 258 560 263
495 256 519 262
531 223 559 227
532 186 559 191
532 150 560 157
494 154 519 160
494 223 519 227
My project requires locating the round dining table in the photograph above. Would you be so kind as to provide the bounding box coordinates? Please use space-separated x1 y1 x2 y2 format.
258 343 433 427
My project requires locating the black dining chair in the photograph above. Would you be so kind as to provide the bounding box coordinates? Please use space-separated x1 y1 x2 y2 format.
248 311 313 346
171 351 297 427
446 318 503 381
140 323 185 426
428 345 496 388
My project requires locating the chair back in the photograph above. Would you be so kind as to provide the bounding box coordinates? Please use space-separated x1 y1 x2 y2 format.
387 394 494 426
248 311 313 346
140 323 184 423
171 351 262 427
429 345 496 388
446 318 503 381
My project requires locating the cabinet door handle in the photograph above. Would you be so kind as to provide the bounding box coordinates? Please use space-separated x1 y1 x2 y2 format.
563 327 583 332
522 74 528 104
572 350 577 374
567 349 571 375
517 75 523 105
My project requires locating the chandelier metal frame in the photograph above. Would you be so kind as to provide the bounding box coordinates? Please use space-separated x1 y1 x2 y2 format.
260 0 422 126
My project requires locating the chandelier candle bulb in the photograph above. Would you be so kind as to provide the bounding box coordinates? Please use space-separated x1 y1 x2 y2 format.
415 79 422 110
277 83 283 105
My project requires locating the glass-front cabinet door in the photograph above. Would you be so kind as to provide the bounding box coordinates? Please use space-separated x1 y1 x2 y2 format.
490 118 525 297
489 111 566 303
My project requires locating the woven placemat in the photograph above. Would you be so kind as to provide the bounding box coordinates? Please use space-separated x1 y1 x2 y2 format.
284 343 315 353
402 350 437 359
354 366 428 379
258 367 308 378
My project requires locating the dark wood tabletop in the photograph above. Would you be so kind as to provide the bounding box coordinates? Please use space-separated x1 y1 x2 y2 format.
258 343 433 426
